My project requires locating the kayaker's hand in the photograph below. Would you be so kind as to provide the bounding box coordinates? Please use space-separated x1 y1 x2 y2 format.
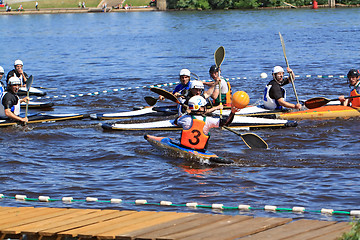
21 117 28 123
230 105 239 113
295 103 302 110
21 96 30 103
339 95 345 102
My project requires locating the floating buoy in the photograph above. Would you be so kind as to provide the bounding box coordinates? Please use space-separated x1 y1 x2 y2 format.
232 91 250 109
260 72 268 78
312 0 318 9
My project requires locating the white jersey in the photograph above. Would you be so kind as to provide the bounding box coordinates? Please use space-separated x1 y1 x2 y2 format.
176 115 220 135
0 91 21 118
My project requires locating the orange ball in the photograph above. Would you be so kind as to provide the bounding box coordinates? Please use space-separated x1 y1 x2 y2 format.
232 91 250 109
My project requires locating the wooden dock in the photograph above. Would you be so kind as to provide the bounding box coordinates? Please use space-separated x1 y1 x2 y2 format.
0 206 351 240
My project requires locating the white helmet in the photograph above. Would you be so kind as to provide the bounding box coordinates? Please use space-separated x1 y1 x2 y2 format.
188 96 207 111
8 76 21 85
0 66 4 74
179 69 191 77
190 80 204 90
272 66 284 74
14 59 23 66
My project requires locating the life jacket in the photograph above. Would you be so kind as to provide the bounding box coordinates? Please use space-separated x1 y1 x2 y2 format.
180 116 210 150
0 82 4 95
0 91 20 118
263 84 286 110
214 78 232 106
349 82 360 107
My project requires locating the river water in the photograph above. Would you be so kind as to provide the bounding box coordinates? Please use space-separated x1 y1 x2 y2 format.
0 8 359 222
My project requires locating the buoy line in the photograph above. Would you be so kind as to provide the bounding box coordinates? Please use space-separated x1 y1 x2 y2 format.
1 194 359 217
31 74 346 101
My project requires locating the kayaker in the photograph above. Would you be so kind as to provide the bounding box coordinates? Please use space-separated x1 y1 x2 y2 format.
263 66 302 110
181 80 221 115
339 69 360 107
159 69 191 101
0 77 29 123
174 95 238 151
6 60 28 87
0 66 5 95
204 65 232 106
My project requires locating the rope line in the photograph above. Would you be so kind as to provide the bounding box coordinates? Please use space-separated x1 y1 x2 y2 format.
32 74 346 101
1 194 359 217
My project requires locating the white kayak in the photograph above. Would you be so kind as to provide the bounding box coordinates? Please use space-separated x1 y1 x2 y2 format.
20 101 54 109
93 105 286 120
102 115 297 131
18 86 46 96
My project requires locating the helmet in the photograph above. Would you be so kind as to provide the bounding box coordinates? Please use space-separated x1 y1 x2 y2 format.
0 66 4 74
209 65 219 73
8 77 21 85
347 69 359 78
188 96 207 111
179 69 191 77
14 59 23 66
190 80 204 90
272 66 284 74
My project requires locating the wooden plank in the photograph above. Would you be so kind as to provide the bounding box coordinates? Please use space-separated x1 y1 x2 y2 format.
100 212 194 239
57 211 136 237
40 210 122 236
0 208 66 230
77 211 171 239
181 217 292 240
134 214 236 240
10 209 96 234
301 222 353 240
117 214 204 240
241 219 336 239
157 215 254 240
0 207 38 223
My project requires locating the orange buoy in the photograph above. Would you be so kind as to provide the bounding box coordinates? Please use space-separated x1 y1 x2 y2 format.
232 91 250 109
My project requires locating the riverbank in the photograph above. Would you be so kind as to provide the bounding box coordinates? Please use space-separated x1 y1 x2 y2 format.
0 6 158 14
1 2 360 15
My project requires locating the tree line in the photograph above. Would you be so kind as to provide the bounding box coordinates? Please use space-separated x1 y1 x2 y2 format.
167 0 360 10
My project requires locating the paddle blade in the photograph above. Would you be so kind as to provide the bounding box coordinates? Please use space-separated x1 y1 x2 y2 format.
214 46 225 68
150 87 180 104
304 97 330 109
240 133 268 149
144 96 157 106
26 75 33 91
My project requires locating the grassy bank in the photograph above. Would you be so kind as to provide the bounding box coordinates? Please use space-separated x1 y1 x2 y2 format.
7 0 150 9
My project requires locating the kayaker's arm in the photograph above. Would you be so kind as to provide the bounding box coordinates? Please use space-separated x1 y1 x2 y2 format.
277 98 301 110
219 106 238 127
5 109 28 123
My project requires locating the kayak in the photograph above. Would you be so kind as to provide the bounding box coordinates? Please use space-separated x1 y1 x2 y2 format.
18 87 46 96
0 113 89 127
101 115 297 131
94 105 285 120
278 105 360 120
144 134 233 164
89 106 175 120
20 101 54 109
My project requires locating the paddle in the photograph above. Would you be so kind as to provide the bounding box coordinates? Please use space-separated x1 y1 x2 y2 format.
152 86 268 149
150 87 180 104
214 46 225 117
25 75 33 121
222 126 268 149
279 32 300 105
304 95 360 109
144 96 158 106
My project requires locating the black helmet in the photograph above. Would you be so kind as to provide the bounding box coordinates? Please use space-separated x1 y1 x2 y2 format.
347 69 359 78
209 65 219 73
